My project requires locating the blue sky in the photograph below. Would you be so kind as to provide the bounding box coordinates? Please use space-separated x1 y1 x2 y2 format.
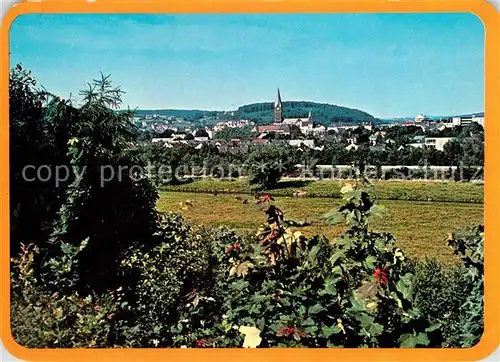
10 13 484 118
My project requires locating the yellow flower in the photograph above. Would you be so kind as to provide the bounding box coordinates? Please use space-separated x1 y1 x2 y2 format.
239 326 262 348
340 183 355 194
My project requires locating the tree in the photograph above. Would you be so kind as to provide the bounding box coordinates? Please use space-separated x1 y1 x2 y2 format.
194 128 209 138
443 140 464 166
244 145 297 189
156 129 174 138
10 66 160 293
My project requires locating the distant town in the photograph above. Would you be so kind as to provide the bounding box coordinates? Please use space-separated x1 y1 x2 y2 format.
132 88 484 155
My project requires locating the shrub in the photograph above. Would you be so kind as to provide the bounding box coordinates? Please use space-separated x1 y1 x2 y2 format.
11 244 118 348
409 259 470 347
447 226 484 347
211 186 439 347
408 225 484 347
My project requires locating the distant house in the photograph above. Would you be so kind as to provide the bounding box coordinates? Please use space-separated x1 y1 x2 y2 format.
345 143 359 151
289 139 315 148
252 124 292 135
194 137 209 142
452 112 484 127
172 132 188 140
151 137 171 144
415 114 429 123
311 125 326 135
282 112 314 135
251 138 269 144
424 137 455 151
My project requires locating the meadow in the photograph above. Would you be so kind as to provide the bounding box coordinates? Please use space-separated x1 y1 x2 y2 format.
161 178 484 203
157 187 484 264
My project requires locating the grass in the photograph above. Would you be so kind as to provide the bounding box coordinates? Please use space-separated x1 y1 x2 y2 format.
157 191 484 264
161 178 484 203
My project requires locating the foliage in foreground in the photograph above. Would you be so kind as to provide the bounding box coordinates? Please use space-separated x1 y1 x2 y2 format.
11 184 484 348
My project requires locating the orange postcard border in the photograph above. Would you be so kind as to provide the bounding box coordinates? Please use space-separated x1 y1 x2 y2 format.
1 0 499 361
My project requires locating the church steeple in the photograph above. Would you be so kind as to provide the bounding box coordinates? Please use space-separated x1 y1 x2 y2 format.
274 88 283 124
275 88 282 106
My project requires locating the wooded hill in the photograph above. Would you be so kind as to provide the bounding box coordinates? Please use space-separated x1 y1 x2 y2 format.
136 101 379 125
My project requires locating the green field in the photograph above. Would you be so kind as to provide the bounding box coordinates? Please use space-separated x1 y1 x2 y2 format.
161 178 484 203
157 190 483 264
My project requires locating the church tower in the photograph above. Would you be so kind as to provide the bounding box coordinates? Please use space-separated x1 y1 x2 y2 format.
274 88 284 124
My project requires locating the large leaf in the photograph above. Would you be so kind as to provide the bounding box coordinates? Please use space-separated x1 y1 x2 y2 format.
396 273 415 300
355 313 374 328
356 281 380 299
319 278 337 296
367 323 384 337
309 303 326 315
322 324 341 337
399 332 430 347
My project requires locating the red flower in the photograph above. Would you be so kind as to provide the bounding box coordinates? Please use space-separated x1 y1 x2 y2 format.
195 339 203 348
257 194 275 204
285 327 295 337
261 230 279 245
224 243 241 254
277 326 295 337
373 266 389 285
277 326 310 340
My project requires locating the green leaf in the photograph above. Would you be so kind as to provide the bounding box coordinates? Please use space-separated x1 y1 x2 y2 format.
319 278 337 296
425 323 441 333
305 325 318 334
331 265 343 276
364 255 377 269
416 333 430 346
322 325 341 337
350 297 366 312
396 273 415 300
257 317 266 332
399 334 417 348
298 305 307 316
355 313 374 328
302 317 315 326
324 211 345 225
368 323 384 337
329 251 344 265
399 332 430 347
309 303 326 315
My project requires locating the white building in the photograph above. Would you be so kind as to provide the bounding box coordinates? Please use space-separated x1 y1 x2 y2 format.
289 139 315 148
452 113 484 127
194 137 209 142
415 114 428 123
282 111 314 135
151 138 171 143
311 124 326 135
424 137 455 151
